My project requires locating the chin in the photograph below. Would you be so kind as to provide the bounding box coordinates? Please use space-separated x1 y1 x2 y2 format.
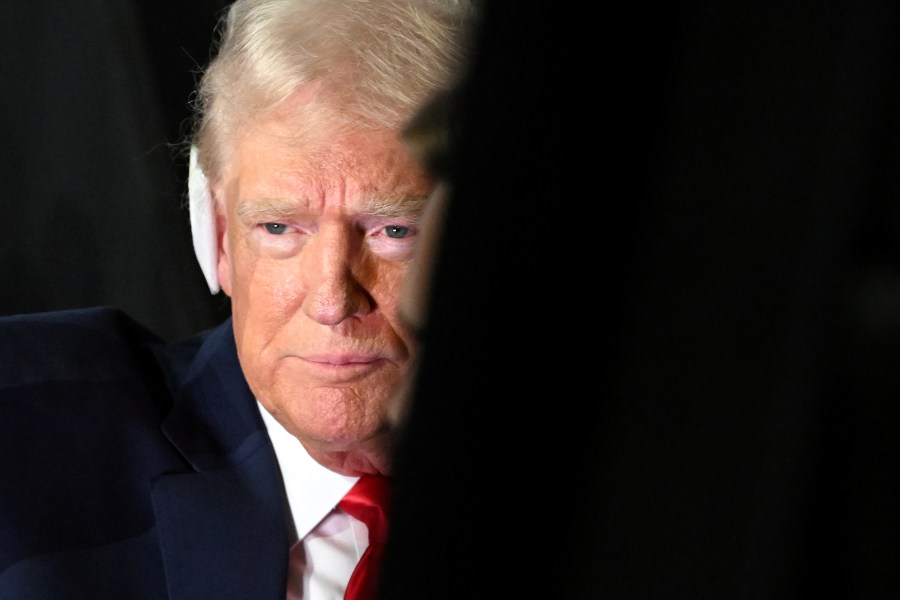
310 444 393 477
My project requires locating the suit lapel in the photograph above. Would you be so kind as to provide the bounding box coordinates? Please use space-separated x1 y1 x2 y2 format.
151 319 290 600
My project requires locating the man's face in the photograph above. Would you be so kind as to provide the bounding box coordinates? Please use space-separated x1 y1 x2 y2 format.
213 97 433 476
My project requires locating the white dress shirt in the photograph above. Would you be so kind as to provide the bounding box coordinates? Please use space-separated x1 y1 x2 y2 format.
257 401 370 600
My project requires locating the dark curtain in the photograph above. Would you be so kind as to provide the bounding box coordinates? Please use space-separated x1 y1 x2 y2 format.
383 1 900 599
0 0 231 340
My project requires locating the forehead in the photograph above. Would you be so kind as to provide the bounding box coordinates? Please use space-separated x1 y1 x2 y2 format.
227 122 432 215
220 86 433 213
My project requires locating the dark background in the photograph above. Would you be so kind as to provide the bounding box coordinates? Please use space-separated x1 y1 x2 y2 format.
0 0 231 340
4 1 900 598
383 1 900 599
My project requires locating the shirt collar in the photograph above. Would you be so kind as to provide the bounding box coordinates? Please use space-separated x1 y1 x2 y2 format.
257 400 358 539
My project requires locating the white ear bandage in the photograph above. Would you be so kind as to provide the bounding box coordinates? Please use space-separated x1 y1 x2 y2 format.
188 146 221 294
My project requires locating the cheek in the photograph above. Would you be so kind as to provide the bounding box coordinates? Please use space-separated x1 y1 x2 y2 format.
267 269 305 320
217 262 233 297
214 206 234 296
401 184 448 330
231 260 302 371
369 262 413 332
226 234 255 301
236 254 304 319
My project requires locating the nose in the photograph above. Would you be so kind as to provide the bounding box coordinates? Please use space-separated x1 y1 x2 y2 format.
301 223 373 325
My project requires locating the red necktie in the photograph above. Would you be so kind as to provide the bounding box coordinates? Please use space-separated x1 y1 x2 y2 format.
338 474 391 600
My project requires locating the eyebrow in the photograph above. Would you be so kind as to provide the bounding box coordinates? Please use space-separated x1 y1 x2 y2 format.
235 198 297 221
365 194 429 219
235 194 431 221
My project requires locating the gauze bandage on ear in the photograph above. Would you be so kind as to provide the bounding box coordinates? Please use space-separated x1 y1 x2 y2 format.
188 146 221 294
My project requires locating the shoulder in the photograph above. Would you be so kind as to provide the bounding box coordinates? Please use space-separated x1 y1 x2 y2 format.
0 309 190 569
0 306 163 388
0 304 155 335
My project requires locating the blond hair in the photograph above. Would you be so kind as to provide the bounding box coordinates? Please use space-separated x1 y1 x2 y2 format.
191 0 474 184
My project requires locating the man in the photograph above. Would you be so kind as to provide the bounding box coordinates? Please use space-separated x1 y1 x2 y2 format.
0 0 473 598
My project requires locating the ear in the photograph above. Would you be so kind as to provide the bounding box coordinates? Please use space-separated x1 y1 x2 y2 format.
188 146 222 294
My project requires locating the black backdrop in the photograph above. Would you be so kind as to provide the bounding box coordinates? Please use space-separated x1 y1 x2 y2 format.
4 1 900 598
0 0 230 340
383 1 900 599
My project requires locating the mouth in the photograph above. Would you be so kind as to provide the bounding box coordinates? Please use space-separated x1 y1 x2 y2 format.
306 353 382 364
294 355 389 382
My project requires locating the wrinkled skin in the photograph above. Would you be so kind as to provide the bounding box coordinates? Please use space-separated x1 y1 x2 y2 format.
212 91 433 476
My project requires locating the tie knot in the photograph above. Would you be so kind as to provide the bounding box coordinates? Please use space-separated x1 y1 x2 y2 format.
338 474 391 543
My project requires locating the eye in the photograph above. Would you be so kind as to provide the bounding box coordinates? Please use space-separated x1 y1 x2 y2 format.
263 223 289 235
385 225 411 239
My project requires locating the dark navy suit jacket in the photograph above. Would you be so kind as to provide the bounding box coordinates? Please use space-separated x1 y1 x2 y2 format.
0 307 291 599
